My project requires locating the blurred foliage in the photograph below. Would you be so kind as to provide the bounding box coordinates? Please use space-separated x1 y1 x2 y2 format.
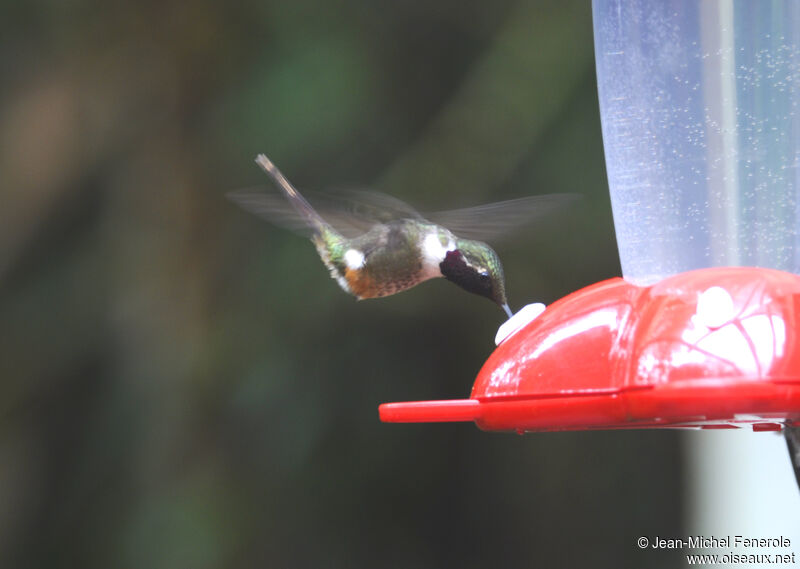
0 0 683 567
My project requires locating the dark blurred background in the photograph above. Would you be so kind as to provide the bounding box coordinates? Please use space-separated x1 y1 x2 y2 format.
0 1 683 567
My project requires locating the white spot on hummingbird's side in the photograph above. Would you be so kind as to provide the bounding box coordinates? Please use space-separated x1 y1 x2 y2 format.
422 233 450 261
495 303 546 345
421 231 456 278
344 248 365 270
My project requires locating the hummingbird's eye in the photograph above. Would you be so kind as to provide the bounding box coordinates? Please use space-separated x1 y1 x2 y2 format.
479 271 490 280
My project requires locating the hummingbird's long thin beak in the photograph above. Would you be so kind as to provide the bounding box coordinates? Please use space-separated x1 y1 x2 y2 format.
501 303 513 319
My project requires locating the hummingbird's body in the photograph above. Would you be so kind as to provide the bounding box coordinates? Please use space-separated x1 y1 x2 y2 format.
313 219 456 299
230 154 567 317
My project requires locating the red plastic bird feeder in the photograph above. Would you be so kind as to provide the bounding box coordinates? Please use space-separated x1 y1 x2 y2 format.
380 267 800 432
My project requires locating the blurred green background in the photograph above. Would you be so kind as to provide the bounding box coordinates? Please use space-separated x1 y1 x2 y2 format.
0 0 683 567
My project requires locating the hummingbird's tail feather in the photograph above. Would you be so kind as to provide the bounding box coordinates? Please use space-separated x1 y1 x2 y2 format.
254 154 330 237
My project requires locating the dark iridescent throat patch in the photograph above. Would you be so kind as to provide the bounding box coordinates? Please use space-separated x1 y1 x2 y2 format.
439 250 493 299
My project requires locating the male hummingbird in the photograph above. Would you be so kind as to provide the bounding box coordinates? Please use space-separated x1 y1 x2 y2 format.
229 155 570 318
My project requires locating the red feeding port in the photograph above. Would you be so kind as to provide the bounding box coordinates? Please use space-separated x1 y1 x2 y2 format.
379 267 800 432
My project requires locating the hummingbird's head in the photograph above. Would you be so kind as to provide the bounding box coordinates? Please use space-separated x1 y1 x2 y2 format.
439 239 510 315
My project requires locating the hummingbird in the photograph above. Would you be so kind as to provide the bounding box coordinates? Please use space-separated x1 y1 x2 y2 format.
229 155 572 318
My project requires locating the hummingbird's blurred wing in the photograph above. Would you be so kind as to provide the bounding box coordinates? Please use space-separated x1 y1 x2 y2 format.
227 188 417 238
228 188 313 236
321 189 424 223
424 194 578 243
230 185 576 241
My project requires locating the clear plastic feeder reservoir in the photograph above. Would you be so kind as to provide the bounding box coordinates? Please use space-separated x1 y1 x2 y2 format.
594 0 800 283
